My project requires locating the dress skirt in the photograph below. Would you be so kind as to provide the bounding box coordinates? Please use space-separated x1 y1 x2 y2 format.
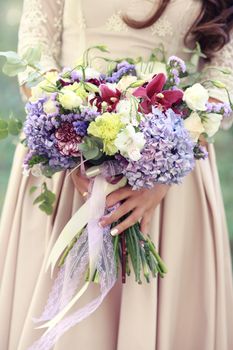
0 143 232 350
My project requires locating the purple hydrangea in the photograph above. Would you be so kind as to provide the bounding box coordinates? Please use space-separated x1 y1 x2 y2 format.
106 61 136 83
117 107 195 189
24 99 78 171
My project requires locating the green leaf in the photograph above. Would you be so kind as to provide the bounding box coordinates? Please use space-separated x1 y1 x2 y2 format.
33 182 56 215
2 61 27 76
22 47 41 65
129 80 145 88
84 82 99 93
29 186 38 194
28 154 48 168
0 51 23 64
41 85 57 93
8 117 23 136
0 119 8 129
0 129 8 140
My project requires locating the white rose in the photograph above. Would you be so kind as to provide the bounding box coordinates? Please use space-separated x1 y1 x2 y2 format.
135 61 167 81
203 113 222 137
183 83 209 111
43 99 58 115
114 125 145 161
59 90 82 110
184 111 205 141
117 76 137 91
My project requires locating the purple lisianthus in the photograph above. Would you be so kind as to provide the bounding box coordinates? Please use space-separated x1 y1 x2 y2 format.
117 107 195 189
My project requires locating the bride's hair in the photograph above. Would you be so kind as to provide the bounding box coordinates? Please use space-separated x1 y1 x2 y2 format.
123 0 233 59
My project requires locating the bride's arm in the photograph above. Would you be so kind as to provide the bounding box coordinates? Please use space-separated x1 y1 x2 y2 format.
18 0 65 97
203 31 233 126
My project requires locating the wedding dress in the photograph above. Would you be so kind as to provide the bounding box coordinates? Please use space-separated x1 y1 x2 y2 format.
0 0 233 349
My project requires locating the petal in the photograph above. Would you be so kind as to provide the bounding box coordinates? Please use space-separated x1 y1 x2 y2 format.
162 89 183 106
133 86 147 98
146 73 166 98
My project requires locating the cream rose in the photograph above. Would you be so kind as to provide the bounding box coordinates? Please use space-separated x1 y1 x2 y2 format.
43 99 58 115
203 113 222 137
184 112 205 141
183 83 209 111
59 90 82 110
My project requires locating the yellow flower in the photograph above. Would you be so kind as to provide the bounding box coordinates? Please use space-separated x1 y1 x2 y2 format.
87 112 123 155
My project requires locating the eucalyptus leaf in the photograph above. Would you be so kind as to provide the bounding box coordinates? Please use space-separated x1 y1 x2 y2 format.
22 47 41 65
8 118 23 136
0 51 23 64
0 129 9 140
29 186 38 194
2 61 27 76
33 182 56 215
0 119 8 129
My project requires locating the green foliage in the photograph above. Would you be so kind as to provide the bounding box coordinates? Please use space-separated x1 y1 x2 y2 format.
0 114 22 139
33 182 56 215
79 136 103 160
28 154 48 168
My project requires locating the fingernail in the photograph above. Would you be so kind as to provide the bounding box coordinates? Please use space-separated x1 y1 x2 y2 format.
110 228 119 236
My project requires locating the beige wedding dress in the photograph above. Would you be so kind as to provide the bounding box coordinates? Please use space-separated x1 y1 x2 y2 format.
0 0 233 349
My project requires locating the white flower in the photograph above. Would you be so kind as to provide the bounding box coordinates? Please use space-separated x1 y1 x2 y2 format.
183 83 209 111
31 164 43 177
203 113 222 137
30 71 59 102
116 99 139 126
43 99 58 115
184 112 205 141
59 87 83 110
135 61 167 81
114 125 146 161
117 76 137 91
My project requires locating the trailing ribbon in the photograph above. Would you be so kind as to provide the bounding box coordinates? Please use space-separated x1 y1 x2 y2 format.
28 172 126 350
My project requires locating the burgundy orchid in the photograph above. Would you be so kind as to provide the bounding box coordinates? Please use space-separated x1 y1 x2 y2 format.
133 73 183 113
90 84 121 112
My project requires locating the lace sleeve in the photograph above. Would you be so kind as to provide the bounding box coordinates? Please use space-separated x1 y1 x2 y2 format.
203 31 233 104
18 0 65 85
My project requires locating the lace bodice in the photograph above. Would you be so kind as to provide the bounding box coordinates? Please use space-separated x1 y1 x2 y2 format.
18 0 233 101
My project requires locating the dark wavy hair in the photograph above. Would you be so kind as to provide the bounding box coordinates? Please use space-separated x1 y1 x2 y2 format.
123 0 233 59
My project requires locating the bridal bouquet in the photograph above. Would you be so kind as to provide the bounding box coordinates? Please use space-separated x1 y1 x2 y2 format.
0 45 232 349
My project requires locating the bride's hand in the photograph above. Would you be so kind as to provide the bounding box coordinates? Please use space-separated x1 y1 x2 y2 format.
71 170 90 198
100 184 170 235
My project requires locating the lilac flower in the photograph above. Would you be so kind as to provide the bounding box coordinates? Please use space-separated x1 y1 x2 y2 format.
168 56 186 73
78 107 100 122
106 61 136 83
117 107 195 189
206 101 232 118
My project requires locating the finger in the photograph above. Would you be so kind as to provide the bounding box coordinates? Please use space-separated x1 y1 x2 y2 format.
106 186 133 208
110 208 143 236
140 209 154 235
100 200 136 227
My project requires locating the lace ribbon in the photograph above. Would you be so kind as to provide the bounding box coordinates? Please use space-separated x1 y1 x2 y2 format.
28 170 126 350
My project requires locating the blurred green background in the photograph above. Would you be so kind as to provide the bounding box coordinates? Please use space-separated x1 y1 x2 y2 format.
0 1 233 256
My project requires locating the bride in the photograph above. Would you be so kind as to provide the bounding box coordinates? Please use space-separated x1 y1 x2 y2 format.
0 0 233 349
